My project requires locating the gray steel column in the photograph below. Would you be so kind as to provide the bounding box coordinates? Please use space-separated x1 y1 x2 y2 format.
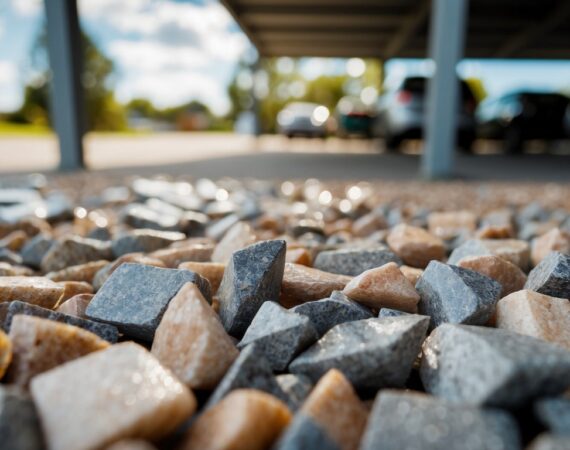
422 0 468 179
251 59 262 136
45 0 86 170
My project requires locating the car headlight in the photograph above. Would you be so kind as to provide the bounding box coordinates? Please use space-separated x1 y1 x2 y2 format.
311 106 329 126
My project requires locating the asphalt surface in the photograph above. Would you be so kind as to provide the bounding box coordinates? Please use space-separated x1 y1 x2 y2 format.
1 132 569 182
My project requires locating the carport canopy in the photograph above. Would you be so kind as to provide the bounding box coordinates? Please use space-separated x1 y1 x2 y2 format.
222 0 570 59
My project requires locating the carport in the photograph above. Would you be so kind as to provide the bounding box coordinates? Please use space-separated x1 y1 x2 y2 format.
45 0 570 178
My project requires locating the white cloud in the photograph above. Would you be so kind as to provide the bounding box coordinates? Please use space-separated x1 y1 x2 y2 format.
10 0 42 16
0 60 22 112
115 69 230 115
78 0 250 113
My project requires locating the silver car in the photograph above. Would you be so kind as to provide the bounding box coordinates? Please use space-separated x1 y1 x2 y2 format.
277 102 330 138
373 76 477 152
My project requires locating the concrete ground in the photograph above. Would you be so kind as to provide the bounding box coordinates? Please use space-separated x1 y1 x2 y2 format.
0 132 569 182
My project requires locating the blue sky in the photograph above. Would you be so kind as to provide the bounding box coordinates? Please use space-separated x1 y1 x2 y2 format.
1 0 570 116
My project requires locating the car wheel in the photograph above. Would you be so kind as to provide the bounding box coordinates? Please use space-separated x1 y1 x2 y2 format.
504 128 524 154
385 135 402 153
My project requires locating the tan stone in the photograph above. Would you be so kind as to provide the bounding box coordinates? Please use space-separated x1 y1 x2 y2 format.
92 253 167 290
0 230 28 251
181 389 291 450
56 293 94 318
280 263 352 308
0 329 12 380
105 440 157 450
285 247 312 266
0 262 34 277
496 290 570 350
400 265 423 286
476 224 514 239
457 255 527 297
531 228 570 267
46 260 109 283
352 212 387 238
152 283 238 390
342 262 420 312
0 277 64 309
480 239 530 270
427 210 477 240
301 369 368 450
30 342 196 450
211 222 256 264
149 244 214 268
387 224 446 268
0 217 51 239
178 262 226 293
7 315 109 387
57 281 94 305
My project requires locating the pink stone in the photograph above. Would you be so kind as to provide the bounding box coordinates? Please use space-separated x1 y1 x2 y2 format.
343 262 420 312
387 224 445 268
531 228 570 267
457 255 527 297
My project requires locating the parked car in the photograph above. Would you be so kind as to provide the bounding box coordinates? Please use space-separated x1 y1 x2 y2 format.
476 92 570 153
335 96 375 138
277 102 329 138
373 76 477 151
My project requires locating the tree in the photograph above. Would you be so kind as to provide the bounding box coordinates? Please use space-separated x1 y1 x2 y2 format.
8 25 126 131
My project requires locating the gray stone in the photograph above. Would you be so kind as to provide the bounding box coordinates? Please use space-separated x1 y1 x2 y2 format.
238 301 318 371
0 248 23 265
20 233 54 269
447 239 492 265
378 308 412 318
273 413 340 450
111 229 186 257
313 247 402 276
291 291 373 337
1 300 118 343
122 203 182 232
525 252 570 299
205 344 288 409
86 263 211 341
534 397 570 435
360 390 520 450
41 236 113 272
420 324 570 408
0 385 45 450
529 434 570 450
416 261 501 328
289 315 429 392
218 240 286 337
276 374 313 410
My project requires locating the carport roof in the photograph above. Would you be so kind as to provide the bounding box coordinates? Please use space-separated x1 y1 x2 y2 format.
221 0 570 59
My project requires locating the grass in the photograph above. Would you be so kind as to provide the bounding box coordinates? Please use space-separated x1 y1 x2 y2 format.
0 121 52 136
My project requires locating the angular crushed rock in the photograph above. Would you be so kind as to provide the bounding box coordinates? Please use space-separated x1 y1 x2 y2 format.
276 374 313 410
291 290 373 337
86 263 211 341
534 397 570 435
416 261 502 328
111 229 186 257
238 301 318 371
41 236 113 272
525 251 570 298
360 390 520 450
0 386 44 450
421 324 570 408
217 240 286 337
0 300 119 343
313 247 402 276
205 344 289 409
289 315 429 392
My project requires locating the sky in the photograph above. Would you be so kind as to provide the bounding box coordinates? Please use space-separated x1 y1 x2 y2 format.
1 0 570 116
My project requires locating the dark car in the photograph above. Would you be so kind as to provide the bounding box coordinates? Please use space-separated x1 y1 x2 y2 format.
373 76 477 152
476 92 570 153
335 96 375 138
